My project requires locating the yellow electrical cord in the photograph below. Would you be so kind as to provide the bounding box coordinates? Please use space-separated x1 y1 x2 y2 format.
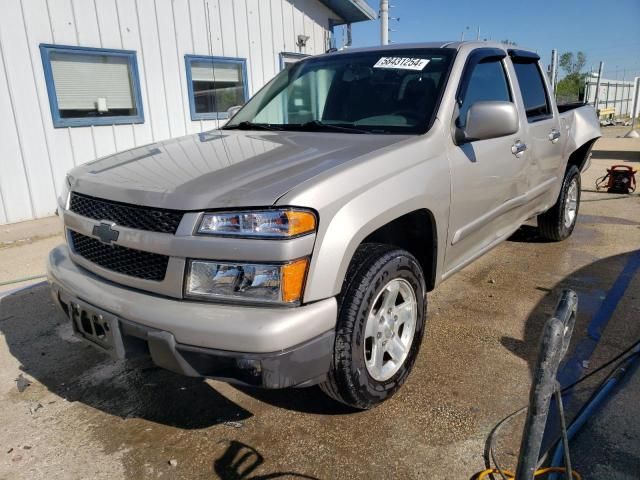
475 467 582 480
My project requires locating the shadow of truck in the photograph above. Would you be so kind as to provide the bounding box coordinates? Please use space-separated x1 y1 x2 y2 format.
0 284 251 429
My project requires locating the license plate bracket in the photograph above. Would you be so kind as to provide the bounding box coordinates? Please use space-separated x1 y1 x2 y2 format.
67 298 126 359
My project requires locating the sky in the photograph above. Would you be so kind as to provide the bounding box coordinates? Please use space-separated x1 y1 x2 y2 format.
346 0 640 80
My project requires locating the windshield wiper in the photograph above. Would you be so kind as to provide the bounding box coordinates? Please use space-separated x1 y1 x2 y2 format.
224 120 371 134
296 120 371 134
223 121 283 131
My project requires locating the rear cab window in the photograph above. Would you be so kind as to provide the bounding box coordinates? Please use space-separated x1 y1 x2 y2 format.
511 58 552 121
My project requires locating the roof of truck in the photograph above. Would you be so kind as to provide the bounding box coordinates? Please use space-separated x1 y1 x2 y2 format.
322 41 537 56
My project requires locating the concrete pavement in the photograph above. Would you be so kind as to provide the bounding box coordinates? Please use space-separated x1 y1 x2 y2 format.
0 134 638 479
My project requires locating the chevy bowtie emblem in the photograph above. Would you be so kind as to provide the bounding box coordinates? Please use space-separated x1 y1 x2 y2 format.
93 223 120 244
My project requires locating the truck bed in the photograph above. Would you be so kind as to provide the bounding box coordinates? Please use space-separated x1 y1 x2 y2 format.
557 101 589 114
559 103 602 167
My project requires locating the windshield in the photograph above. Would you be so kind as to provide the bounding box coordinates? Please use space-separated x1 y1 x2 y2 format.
224 48 455 134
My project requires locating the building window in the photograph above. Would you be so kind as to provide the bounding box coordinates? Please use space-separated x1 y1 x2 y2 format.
185 55 248 120
39 44 144 128
279 52 309 71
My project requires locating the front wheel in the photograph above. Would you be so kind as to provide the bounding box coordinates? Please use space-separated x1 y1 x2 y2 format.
538 165 581 241
320 243 426 409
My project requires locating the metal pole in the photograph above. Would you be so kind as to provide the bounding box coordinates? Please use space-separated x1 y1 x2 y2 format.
476 26 480 40
593 61 604 112
612 82 616 111
634 76 639 121
625 77 640 137
622 70 627 117
380 0 389 45
625 83 629 117
550 49 558 96
584 77 589 104
584 82 588 104
584 67 593 104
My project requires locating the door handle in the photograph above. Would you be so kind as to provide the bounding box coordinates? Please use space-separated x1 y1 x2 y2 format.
548 129 561 143
511 141 527 157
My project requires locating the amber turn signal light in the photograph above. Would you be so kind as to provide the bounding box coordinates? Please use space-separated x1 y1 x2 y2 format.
284 211 316 237
281 257 309 303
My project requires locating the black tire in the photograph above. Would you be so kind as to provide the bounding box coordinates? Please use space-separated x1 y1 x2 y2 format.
320 243 427 409
538 165 581 241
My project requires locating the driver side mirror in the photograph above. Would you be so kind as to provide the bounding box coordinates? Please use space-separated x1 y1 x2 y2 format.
456 101 519 144
226 105 243 119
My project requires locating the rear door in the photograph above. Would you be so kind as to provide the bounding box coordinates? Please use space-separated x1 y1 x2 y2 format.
509 51 563 213
444 48 529 274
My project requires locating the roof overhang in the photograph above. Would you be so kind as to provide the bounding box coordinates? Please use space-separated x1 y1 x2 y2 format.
319 0 377 24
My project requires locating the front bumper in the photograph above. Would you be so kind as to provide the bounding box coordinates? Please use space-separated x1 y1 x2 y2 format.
47 245 337 388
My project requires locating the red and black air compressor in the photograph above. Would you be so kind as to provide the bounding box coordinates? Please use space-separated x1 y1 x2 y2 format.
596 165 637 194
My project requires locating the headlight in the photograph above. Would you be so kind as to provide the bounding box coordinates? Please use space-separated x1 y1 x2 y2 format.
186 258 309 304
197 209 316 238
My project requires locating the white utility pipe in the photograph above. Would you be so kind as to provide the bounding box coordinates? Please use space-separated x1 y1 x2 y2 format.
380 0 389 45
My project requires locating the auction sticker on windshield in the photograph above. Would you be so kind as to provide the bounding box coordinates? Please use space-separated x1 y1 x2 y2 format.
373 57 430 70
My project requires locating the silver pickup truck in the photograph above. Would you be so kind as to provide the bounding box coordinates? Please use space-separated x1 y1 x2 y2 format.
48 41 600 409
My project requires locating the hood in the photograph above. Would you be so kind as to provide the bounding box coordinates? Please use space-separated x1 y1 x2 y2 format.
69 130 410 210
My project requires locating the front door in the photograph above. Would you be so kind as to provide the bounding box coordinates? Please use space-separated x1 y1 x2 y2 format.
444 50 529 275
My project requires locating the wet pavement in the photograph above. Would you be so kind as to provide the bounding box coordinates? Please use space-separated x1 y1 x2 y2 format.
0 144 639 479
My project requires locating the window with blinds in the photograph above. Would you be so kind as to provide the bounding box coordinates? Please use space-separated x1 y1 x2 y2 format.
185 55 248 120
40 44 144 127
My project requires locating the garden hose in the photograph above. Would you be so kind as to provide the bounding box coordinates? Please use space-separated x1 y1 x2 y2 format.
476 467 581 480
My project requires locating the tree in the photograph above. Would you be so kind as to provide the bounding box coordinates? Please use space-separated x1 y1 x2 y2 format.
559 51 586 76
556 51 587 103
501 39 517 46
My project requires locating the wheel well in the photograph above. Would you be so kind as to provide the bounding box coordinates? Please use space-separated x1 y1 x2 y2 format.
361 209 437 291
567 139 597 174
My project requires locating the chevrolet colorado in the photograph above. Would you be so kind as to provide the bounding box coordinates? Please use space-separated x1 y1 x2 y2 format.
48 42 601 409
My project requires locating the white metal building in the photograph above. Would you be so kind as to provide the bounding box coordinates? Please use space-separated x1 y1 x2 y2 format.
0 0 375 225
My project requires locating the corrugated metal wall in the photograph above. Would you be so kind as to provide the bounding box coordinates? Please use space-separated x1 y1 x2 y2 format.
0 0 339 225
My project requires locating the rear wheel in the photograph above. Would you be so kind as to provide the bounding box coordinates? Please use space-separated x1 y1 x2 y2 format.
320 243 426 409
538 165 581 241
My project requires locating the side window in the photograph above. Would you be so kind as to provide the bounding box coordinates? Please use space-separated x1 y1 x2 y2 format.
512 61 551 120
458 59 511 127
185 55 248 120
